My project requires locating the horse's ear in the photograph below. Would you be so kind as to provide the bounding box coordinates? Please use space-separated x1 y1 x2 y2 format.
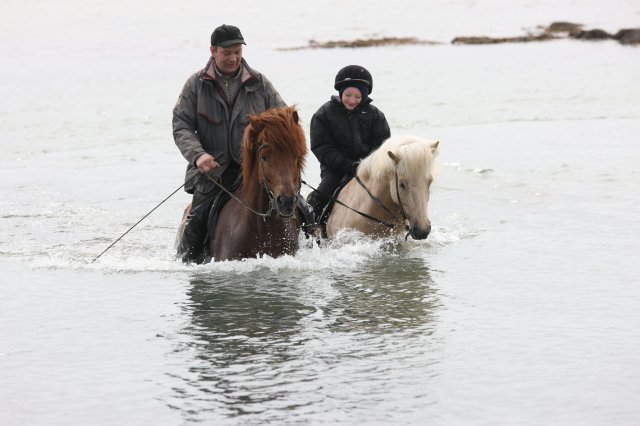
387 151 400 164
430 141 440 156
292 109 299 124
249 115 265 136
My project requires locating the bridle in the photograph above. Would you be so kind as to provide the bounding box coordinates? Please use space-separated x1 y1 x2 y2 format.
205 143 302 221
302 167 413 239
205 173 275 219
355 170 412 240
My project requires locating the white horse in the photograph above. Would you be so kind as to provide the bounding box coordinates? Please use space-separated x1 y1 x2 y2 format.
326 135 440 240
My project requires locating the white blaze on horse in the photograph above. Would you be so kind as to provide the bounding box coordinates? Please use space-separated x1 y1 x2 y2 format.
326 135 440 240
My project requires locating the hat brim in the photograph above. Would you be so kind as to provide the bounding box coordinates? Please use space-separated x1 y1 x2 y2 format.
217 39 246 48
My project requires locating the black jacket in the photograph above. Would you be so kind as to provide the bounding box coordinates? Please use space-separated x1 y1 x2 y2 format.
310 96 390 176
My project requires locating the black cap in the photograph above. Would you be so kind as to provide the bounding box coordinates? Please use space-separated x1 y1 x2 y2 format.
211 24 246 48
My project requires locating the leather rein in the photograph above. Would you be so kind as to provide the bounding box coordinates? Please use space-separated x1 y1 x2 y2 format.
204 173 276 219
303 169 412 238
204 143 302 221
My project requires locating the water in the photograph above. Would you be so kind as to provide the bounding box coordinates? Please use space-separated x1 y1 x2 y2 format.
2 0 640 424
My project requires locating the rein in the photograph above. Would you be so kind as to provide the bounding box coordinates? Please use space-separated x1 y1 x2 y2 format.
205 173 275 220
355 172 412 239
353 174 402 224
302 169 413 238
390 170 412 241
302 179 396 229
205 172 302 221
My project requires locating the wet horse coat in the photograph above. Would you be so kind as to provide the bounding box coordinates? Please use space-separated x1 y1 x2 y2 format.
211 106 308 260
177 106 308 262
326 135 439 240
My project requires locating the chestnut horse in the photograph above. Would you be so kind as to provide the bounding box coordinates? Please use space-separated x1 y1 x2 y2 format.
178 106 308 261
326 135 439 240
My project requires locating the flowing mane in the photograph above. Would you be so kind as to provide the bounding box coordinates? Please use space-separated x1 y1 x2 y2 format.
358 135 438 182
206 105 308 261
241 106 307 194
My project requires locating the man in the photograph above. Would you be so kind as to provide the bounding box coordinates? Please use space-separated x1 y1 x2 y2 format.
173 24 286 263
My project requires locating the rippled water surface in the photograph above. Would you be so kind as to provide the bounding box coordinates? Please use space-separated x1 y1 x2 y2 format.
2 0 640 425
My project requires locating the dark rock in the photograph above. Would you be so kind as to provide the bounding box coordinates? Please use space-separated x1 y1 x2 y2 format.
571 29 612 40
451 36 499 44
278 37 441 50
545 22 583 33
308 37 439 48
452 33 556 45
613 28 640 45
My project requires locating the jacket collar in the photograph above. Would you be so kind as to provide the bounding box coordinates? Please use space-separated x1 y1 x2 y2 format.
201 58 256 84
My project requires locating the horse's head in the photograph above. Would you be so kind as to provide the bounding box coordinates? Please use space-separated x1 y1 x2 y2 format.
242 106 308 217
385 138 439 240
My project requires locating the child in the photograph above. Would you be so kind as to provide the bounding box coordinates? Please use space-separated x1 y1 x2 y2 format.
307 65 391 222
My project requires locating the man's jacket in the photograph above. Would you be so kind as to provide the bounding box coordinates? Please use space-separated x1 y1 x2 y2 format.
173 58 285 193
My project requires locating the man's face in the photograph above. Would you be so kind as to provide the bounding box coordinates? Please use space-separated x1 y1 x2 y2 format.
211 44 243 76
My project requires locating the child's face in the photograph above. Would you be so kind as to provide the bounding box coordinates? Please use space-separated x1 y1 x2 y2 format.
341 87 363 111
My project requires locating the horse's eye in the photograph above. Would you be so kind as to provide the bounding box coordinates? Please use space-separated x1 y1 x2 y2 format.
260 154 268 162
399 182 406 190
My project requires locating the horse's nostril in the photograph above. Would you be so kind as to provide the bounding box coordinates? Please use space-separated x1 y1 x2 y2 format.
276 195 294 208
275 195 296 217
412 225 431 240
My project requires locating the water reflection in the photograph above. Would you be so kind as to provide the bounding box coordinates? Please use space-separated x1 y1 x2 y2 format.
326 254 439 335
172 271 312 421
168 254 440 423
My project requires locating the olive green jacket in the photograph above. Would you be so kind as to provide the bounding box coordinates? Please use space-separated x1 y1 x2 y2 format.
173 58 286 193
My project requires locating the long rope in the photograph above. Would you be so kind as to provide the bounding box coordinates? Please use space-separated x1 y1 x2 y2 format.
94 170 405 262
92 175 196 263
204 173 274 218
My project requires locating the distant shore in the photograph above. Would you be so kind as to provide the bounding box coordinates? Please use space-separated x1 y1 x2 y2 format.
279 22 640 50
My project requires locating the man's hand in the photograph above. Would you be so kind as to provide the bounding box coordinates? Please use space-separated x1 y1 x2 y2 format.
195 153 220 173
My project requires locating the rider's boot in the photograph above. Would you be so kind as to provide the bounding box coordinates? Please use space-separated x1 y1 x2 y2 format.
305 191 328 240
176 205 209 264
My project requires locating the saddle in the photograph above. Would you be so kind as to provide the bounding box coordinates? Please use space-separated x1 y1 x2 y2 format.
203 176 242 259
311 176 351 239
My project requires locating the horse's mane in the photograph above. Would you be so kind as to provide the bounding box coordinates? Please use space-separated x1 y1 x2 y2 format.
241 106 307 185
359 135 439 182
